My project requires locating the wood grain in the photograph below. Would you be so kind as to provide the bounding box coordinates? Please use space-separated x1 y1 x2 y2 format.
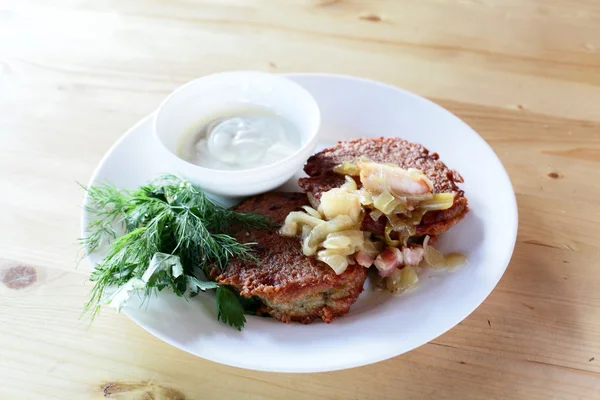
1 0 600 399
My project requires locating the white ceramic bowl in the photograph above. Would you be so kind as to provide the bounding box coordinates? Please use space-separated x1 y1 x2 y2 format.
153 71 321 197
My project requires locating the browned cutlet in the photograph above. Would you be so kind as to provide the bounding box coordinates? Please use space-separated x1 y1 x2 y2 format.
298 137 469 236
210 192 368 324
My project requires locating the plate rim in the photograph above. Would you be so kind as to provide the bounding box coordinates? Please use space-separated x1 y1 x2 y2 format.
81 73 519 373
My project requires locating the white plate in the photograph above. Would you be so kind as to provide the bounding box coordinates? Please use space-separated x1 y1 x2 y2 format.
82 73 518 373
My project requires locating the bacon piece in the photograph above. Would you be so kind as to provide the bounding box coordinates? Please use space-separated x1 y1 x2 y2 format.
374 247 402 277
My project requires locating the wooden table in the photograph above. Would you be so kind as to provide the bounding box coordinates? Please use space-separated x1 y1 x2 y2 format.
1 1 599 399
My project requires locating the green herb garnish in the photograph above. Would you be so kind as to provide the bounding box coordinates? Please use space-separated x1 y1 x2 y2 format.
81 174 272 330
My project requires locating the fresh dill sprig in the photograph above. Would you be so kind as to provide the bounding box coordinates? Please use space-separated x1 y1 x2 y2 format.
81 174 273 330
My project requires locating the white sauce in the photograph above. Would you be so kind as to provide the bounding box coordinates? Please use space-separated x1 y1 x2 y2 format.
177 107 300 170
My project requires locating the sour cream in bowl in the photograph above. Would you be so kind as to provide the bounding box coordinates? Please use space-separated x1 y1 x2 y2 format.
153 71 321 197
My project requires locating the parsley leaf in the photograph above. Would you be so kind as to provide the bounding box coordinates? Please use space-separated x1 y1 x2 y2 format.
216 286 246 330
188 276 219 297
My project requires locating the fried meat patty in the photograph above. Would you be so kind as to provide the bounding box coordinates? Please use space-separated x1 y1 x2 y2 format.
210 192 368 324
298 137 468 236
